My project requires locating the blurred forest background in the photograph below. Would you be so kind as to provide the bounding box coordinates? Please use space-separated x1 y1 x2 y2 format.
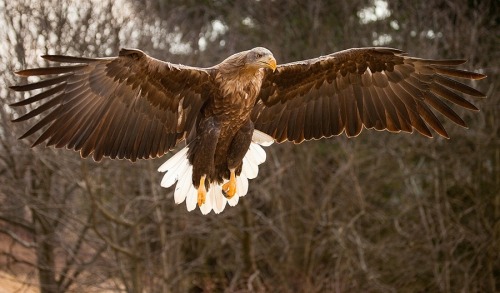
0 0 498 292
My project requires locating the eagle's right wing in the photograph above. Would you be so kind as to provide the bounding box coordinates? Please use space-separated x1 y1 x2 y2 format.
11 49 214 161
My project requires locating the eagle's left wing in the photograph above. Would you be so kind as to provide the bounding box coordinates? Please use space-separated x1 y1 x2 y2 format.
252 47 486 143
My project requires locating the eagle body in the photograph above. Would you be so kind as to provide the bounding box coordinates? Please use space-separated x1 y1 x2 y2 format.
188 49 272 190
10 46 486 214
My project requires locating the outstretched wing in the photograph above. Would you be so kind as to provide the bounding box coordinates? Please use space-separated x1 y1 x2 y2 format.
11 49 214 161
252 47 486 142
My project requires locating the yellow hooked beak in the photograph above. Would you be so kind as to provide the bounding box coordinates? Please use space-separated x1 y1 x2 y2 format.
265 56 277 72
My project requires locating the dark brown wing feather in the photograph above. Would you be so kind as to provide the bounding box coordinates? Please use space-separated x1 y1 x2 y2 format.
10 48 214 161
252 47 486 142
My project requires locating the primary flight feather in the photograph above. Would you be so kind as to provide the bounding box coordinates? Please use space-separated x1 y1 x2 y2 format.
10 47 486 214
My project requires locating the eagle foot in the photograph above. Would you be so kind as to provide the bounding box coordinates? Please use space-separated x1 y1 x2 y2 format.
197 175 207 207
222 169 237 199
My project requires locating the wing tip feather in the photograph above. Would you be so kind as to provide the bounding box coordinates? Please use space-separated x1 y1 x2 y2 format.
9 85 23 92
14 69 32 77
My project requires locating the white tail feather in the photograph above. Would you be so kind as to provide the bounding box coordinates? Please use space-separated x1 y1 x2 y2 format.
158 130 274 214
159 147 190 188
174 166 192 204
185 182 197 212
158 146 189 173
252 129 274 146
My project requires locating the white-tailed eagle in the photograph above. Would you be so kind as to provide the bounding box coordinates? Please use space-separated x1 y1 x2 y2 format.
10 47 486 214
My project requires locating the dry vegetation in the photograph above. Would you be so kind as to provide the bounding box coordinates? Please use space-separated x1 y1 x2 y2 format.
0 0 498 292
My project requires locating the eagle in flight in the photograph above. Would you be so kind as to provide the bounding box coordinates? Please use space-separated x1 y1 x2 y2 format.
10 47 486 214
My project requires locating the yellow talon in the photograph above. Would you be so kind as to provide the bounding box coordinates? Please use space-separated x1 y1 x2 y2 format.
222 169 237 199
197 175 207 207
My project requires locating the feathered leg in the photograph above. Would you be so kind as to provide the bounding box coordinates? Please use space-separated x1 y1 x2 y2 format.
223 120 254 198
189 117 221 206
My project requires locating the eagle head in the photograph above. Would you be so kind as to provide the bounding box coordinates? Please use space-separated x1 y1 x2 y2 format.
245 47 277 72
216 47 277 75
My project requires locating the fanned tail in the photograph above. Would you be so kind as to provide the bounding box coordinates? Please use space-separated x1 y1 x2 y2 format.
158 130 274 214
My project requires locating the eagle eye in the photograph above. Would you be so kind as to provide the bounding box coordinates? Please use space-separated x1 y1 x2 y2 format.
255 53 262 59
